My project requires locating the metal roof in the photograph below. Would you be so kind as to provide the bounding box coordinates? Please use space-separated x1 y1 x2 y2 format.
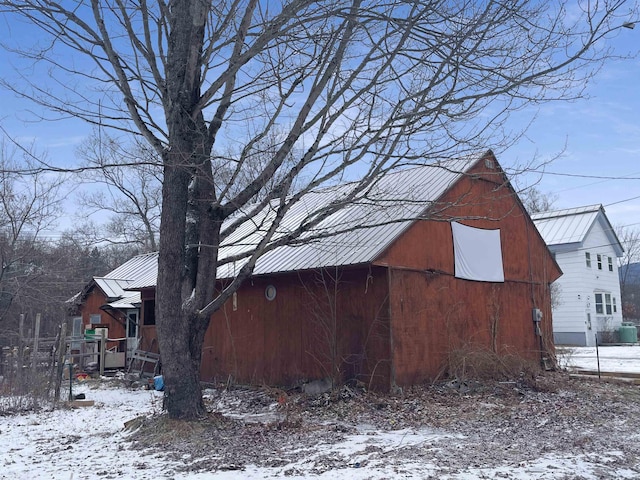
124 155 484 290
68 252 159 306
220 158 477 277
531 204 624 256
126 265 157 290
93 277 131 299
126 155 481 289
105 292 141 309
107 252 159 281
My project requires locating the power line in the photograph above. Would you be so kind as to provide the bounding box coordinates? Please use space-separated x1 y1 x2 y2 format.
541 171 640 181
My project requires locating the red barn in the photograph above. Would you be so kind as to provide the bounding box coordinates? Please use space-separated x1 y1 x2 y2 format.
121 151 561 390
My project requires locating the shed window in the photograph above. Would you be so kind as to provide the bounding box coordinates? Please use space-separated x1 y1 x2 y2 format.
72 317 83 338
608 257 614 272
585 252 591 268
143 300 156 325
597 254 603 270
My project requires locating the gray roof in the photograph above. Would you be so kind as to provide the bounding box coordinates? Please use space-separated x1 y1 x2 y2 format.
69 251 158 307
107 252 158 281
126 155 482 289
531 204 623 257
104 292 141 309
94 277 132 299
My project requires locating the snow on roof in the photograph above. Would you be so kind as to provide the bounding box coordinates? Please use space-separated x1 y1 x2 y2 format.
126 154 483 288
531 204 623 256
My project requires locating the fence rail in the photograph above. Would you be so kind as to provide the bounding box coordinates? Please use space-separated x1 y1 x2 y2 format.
0 316 121 401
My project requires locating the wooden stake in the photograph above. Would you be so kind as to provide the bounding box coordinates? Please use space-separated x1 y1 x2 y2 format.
31 313 41 377
17 314 24 390
99 329 106 377
53 322 67 401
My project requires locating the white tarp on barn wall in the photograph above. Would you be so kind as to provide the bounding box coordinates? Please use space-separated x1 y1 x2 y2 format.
451 221 504 282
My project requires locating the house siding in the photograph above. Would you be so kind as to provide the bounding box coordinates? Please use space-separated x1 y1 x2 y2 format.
551 219 623 346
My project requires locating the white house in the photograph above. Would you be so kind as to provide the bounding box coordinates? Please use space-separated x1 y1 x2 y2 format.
531 205 624 346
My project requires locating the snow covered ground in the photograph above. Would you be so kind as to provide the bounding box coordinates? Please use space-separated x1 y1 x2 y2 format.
1 346 640 480
558 345 640 374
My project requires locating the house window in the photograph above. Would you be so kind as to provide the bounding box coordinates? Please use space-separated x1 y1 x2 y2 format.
597 254 602 270
143 300 156 325
90 314 101 324
613 297 617 313
585 252 591 268
595 293 613 315
595 293 604 314
608 257 613 272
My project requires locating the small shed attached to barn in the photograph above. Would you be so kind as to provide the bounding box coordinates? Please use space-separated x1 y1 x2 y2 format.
67 252 159 366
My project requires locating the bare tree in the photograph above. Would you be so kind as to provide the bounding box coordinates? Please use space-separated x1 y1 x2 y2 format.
0 140 66 329
520 186 559 214
76 132 162 251
616 224 640 319
1 0 637 418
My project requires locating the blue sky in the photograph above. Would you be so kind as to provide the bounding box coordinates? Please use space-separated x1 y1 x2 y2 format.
1 11 640 238
502 28 640 231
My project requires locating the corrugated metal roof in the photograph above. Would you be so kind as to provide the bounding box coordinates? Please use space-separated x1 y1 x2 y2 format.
126 266 157 290
125 155 483 289
105 292 141 309
220 159 473 277
107 252 158 281
531 205 602 246
93 277 131 299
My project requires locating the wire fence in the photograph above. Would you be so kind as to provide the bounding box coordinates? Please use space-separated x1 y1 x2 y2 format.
556 344 640 379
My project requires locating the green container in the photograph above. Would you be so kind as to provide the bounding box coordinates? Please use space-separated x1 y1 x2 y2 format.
619 323 638 343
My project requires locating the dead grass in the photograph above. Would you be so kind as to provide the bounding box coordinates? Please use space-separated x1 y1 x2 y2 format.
444 345 540 388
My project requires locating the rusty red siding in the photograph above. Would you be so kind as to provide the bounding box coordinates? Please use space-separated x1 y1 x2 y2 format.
377 157 559 386
202 267 392 389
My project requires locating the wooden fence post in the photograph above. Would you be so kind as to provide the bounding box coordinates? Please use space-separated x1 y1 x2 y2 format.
17 313 25 391
52 322 67 401
99 329 106 377
31 313 41 378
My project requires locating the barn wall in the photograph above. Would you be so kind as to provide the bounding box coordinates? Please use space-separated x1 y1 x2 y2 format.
378 157 559 386
388 268 553 385
202 267 391 389
378 161 559 285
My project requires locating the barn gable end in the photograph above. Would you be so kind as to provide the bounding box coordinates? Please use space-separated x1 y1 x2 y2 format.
375 153 561 386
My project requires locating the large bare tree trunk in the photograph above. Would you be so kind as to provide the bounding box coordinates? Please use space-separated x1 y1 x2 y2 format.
157 161 204 417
